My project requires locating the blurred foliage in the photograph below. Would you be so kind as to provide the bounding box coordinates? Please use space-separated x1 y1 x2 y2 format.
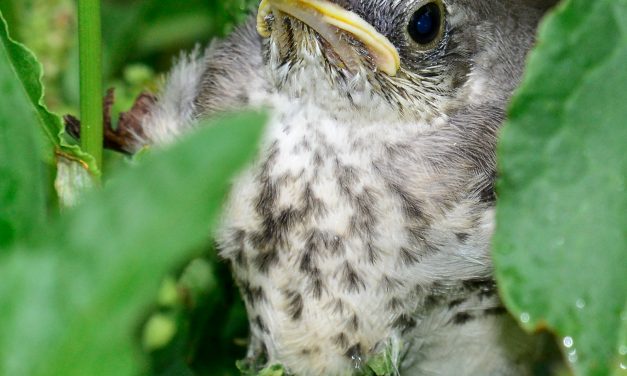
494 0 627 375
0 14 50 248
0 0 256 114
0 0 76 110
0 104 264 376
0 1 259 375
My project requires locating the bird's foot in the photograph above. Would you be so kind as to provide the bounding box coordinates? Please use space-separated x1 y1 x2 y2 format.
64 88 156 155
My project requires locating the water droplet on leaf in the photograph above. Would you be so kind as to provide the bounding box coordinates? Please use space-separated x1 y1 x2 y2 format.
567 349 578 363
563 336 574 348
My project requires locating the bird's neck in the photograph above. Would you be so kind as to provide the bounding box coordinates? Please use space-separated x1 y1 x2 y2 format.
263 40 416 124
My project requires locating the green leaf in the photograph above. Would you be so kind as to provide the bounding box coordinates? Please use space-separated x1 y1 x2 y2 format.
0 10 97 172
258 364 286 376
235 358 287 376
0 12 57 150
237 362 286 376
493 1 627 375
0 11 49 248
616 304 627 375
0 112 265 376
0 2 19 39
365 350 396 376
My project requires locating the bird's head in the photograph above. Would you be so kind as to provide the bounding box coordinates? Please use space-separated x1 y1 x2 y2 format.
257 0 551 120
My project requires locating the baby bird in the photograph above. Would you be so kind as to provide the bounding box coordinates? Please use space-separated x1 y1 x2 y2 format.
96 0 556 374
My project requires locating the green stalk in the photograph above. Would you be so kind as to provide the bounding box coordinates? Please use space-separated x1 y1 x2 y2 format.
78 0 103 173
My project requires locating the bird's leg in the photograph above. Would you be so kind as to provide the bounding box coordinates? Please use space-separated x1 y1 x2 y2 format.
237 334 271 374
64 88 156 155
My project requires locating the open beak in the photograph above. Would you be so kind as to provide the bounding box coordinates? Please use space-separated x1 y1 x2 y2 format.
257 0 400 76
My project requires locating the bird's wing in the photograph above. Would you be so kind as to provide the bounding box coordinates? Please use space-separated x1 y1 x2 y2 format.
130 16 267 151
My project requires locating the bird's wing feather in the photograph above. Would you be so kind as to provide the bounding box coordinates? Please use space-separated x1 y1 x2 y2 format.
133 16 266 149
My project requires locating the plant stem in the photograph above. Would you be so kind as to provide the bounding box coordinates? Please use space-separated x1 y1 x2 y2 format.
78 0 103 173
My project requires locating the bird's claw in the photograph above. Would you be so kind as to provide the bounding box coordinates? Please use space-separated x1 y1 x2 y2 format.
63 88 156 155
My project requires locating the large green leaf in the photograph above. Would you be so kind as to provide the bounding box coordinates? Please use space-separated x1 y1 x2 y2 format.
0 112 265 376
493 1 627 375
0 12 49 248
0 2 18 39
0 10 97 169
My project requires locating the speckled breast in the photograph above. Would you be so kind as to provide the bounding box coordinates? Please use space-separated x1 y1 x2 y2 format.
215 90 502 375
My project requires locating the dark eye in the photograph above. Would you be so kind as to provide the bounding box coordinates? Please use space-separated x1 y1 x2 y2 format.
408 2 443 46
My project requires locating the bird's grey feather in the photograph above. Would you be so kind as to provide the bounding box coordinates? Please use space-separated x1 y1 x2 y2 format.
134 1 553 374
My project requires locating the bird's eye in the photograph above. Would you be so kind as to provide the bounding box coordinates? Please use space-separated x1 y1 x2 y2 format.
408 1 444 47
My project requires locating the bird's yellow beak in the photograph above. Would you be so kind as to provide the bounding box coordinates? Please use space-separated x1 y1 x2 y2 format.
257 0 400 76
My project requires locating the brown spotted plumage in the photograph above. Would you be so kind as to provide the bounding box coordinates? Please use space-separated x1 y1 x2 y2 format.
96 0 558 374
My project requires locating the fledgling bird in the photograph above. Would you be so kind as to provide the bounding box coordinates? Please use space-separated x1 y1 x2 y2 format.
100 0 556 374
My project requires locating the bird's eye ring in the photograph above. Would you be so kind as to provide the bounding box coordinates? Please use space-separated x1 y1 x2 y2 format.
407 1 445 47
